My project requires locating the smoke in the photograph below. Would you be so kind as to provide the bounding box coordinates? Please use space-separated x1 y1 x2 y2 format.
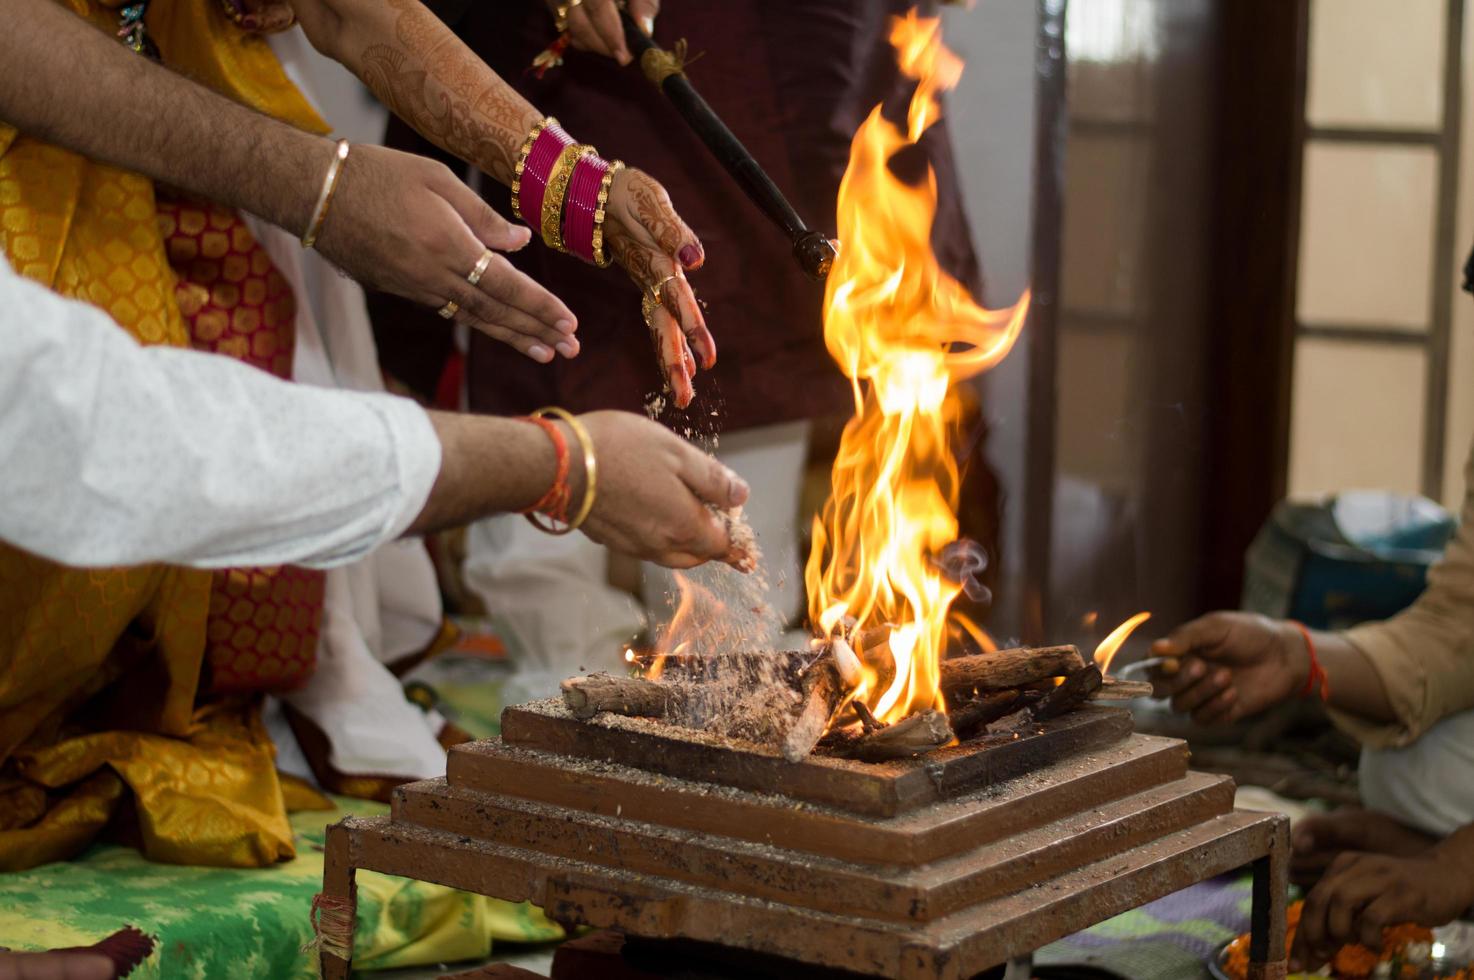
932 538 991 605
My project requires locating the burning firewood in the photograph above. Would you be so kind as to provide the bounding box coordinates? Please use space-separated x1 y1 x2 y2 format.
947 689 1040 739
1032 664 1103 721
1090 677 1154 700
843 709 954 761
938 644 1085 697
561 673 673 721
780 642 862 763
982 664 1104 734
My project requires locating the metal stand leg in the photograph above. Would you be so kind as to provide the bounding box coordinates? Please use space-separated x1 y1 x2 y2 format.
1248 817 1290 980
1002 954 1035 980
318 820 359 980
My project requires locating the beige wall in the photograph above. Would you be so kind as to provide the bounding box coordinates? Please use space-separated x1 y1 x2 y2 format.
1287 0 1469 508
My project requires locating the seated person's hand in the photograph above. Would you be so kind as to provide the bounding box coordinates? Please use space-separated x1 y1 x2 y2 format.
318 144 580 365
1290 852 1474 972
1291 809 1436 888
1149 611 1308 724
544 0 661 65
578 411 750 570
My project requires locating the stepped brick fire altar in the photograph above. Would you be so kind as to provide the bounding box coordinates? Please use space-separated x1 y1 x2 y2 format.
317 13 1289 977
317 689 1288 979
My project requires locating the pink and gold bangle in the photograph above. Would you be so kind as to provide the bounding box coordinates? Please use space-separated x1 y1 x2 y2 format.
512 118 573 224
592 160 623 268
562 153 608 264
540 143 595 251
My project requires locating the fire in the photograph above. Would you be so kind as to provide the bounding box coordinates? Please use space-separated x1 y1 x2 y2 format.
804 13 1030 724
634 571 711 681
1093 611 1152 675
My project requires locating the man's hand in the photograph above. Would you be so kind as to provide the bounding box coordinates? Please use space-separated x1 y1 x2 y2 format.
1149 612 1308 725
604 168 714 408
1290 852 1474 971
544 0 661 65
1291 809 1436 888
574 411 748 569
317 145 580 364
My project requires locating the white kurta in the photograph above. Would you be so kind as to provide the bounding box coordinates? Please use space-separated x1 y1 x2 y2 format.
0 257 440 569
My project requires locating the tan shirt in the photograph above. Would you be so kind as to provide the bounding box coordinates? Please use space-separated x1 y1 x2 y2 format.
1332 442 1474 747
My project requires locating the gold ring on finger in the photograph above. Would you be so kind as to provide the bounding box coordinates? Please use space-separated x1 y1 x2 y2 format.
647 274 678 307
466 248 494 287
554 0 581 32
438 300 459 320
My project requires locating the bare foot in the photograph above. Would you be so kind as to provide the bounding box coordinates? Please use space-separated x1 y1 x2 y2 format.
0 951 115 980
1291 808 1437 888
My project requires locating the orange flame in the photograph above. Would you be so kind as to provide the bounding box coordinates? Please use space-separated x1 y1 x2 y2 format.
637 571 715 681
1093 611 1152 675
949 611 999 655
805 13 1030 724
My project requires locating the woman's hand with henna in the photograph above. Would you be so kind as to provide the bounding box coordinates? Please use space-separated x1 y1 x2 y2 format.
604 167 714 408
543 0 661 65
314 143 580 364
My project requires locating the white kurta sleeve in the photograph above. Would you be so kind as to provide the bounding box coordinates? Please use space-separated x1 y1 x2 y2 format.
0 262 441 570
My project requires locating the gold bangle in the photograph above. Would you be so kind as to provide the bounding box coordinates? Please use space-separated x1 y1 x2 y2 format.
541 143 595 252
591 160 624 268
302 138 350 249
510 117 552 222
525 406 597 534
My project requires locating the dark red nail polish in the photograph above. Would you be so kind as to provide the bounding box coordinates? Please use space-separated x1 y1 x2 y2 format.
679 244 702 268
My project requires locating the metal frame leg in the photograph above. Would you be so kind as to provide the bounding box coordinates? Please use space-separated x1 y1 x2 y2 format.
1248 818 1290 980
1002 954 1035 980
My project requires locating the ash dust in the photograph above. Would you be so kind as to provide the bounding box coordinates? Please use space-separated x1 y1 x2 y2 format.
641 378 809 748
648 527 803 748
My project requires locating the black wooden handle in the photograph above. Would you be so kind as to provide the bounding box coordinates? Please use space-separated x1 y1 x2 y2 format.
619 10 836 280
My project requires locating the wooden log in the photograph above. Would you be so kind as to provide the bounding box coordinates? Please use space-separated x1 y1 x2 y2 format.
1091 677 1155 700
939 645 1085 695
1032 665 1104 721
561 673 673 721
844 710 954 762
948 690 1038 739
780 657 848 762
632 650 814 684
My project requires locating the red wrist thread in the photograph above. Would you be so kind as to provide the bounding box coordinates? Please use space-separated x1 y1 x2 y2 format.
1290 620 1330 702
521 416 570 521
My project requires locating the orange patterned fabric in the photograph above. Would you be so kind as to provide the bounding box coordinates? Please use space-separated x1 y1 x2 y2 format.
157 199 326 695
0 0 330 869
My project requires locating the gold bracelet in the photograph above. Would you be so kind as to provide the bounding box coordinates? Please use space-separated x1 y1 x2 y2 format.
541 143 595 252
526 407 597 534
302 138 350 249
591 160 624 268
510 116 552 223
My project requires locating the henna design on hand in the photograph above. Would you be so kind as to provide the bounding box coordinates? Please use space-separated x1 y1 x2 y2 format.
357 0 540 184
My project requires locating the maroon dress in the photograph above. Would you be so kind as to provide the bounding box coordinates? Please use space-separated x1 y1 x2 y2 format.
369 0 983 432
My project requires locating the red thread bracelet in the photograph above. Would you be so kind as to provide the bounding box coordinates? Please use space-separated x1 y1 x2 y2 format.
1290 620 1330 702
521 416 570 521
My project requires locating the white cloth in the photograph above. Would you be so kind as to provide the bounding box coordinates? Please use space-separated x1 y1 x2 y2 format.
1360 708 1474 837
0 256 440 570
